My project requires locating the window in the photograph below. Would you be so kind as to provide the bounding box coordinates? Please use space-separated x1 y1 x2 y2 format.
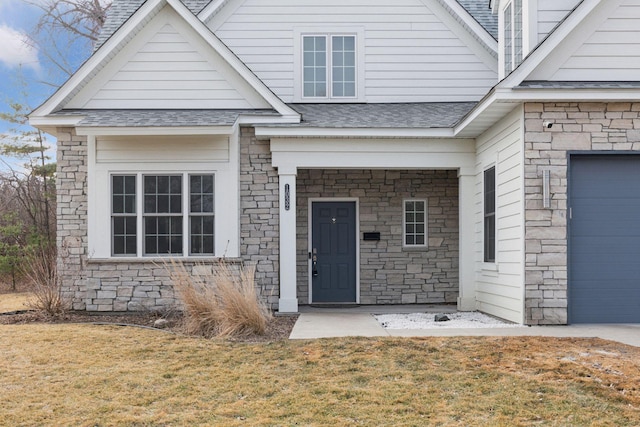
302 34 356 99
110 173 214 256
112 175 137 256
484 167 496 263
404 200 427 247
503 0 523 74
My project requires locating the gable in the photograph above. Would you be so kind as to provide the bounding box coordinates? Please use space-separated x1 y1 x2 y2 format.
528 0 640 81
207 0 499 103
67 6 271 109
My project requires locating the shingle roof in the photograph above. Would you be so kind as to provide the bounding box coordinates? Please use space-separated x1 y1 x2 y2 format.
95 0 497 50
456 0 497 40
518 81 640 90
50 109 279 127
95 0 211 50
285 103 477 128
50 103 476 129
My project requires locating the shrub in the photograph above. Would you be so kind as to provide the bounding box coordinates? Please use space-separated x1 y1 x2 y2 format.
23 245 69 316
167 260 271 338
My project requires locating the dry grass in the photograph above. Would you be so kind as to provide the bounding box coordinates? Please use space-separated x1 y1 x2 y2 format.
0 292 31 313
0 324 639 426
168 260 271 338
22 247 69 316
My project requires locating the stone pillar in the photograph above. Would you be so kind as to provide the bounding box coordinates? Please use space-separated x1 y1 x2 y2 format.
457 170 476 311
278 169 298 312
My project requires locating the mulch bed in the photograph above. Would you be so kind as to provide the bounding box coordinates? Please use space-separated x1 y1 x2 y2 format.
0 310 298 343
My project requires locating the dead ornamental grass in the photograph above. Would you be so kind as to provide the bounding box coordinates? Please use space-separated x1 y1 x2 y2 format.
0 324 639 426
168 260 271 338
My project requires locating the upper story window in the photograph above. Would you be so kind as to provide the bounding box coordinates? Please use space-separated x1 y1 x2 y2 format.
503 0 523 74
301 34 357 99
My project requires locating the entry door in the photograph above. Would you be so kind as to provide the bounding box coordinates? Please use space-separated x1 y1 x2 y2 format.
311 201 357 303
569 155 640 323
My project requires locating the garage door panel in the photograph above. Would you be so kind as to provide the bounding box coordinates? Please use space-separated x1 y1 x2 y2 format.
569 154 640 323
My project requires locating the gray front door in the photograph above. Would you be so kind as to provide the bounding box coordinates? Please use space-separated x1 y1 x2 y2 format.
311 201 357 303
569 154 640 323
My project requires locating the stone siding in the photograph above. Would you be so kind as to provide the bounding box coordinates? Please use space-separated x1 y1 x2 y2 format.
57 126 278 312
524 102 640 324
239 127 280 308
296 169 459 305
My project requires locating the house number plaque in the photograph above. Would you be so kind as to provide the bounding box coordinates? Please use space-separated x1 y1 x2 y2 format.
284 184 290 211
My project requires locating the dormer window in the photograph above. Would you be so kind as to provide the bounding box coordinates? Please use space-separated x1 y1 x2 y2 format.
503 0 523 74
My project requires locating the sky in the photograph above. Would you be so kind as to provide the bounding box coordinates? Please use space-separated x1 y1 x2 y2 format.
0 0 93 170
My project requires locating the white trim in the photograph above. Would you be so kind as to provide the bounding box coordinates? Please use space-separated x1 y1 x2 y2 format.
402 199 428 249
308 198 360 305
29 0 300 126
197 0 228 22
293 27 366 103
438 0 499 53
76 126 236 136
256 127 456 139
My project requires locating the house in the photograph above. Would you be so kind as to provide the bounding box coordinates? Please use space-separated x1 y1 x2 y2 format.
29 0 640 325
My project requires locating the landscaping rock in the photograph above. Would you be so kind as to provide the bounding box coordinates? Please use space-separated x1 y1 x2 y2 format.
154 319 169 329
434 314 450 322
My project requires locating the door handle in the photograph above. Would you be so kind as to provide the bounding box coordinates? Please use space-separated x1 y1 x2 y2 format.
312 248 318 277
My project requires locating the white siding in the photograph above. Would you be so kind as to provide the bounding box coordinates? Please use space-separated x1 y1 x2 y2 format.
210 0 498 103
95 135 229 163
67 7 270 109
474 107 524 324
550 0 640 81
536 0 581 42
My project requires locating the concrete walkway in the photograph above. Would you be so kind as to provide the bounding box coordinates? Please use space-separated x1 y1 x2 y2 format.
289 311 640 347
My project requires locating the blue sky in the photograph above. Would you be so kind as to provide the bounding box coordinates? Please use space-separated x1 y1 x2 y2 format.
0 0 93 169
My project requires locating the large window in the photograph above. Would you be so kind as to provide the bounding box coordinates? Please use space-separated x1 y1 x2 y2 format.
404 199 427 247
111 173 214 256
303 34 356 99
503 0 523 74
484 167 496 263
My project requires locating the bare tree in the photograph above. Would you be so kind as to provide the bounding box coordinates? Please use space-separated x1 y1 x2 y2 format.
26 0 111 43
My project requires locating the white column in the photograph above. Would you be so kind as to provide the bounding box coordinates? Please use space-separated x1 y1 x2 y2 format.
458 170 476 311
278 169 298 313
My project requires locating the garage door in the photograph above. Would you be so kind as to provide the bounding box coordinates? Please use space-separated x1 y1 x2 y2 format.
569 155 640 323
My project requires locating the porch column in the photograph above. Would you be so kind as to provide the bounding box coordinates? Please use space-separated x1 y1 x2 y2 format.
458 170 476 311
278 168 298 313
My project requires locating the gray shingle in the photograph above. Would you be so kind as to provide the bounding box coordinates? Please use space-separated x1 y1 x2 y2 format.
284 103 477 128
50 109 279 127
456 0 498 40
95 0 212 50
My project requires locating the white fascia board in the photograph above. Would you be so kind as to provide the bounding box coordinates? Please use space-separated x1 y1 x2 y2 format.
197 0 228 22
254 127 456 140
235 115 301 126
501 88 640 101
453 89 500 136
165 0 300 121
439 0 499 51
499 0 602 88
30 0 167 119
76 126 235 136
29 115 84 128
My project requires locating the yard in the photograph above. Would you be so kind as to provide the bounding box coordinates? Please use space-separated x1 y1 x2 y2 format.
0 323 639 426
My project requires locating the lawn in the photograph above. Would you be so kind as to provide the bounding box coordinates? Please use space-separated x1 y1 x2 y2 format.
0 292 31 313
0 324 638 426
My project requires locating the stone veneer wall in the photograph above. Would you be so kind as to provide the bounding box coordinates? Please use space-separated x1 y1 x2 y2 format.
239 127 280 308
57 126 278 312
524 102 640 324
296 169 459 305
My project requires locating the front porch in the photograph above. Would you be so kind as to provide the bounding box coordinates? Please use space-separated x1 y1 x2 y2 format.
266 136 477 314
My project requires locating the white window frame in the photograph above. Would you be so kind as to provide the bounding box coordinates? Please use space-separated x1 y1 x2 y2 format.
403 199 428 248
501 0 523 76
293 27 365 103
108 172 216 258
483 166 497 264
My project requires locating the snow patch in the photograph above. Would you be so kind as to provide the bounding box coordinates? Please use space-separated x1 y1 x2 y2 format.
375 312 527 329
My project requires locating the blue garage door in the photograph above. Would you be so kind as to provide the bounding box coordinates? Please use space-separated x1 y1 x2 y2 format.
569 155 640 323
